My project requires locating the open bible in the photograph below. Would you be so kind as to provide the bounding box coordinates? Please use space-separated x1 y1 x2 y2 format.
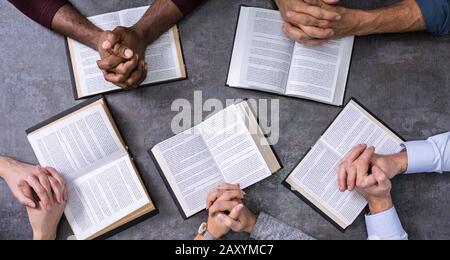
227 6 354 106
150 102 281 218
284 99 404 231
26 97 157 240
67 6 186 100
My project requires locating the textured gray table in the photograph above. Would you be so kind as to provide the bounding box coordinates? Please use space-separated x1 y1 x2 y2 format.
1 0 449 240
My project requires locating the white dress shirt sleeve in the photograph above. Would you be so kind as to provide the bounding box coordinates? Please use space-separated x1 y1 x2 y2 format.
402 132 450 174
365 207 408 240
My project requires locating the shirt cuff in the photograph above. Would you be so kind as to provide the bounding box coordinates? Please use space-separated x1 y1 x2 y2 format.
40 0 69 28
366 207 408 240
402 140 441 174
170 0 204 16
416 0 450 35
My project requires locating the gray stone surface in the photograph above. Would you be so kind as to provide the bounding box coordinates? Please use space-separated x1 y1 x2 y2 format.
0 0 449 240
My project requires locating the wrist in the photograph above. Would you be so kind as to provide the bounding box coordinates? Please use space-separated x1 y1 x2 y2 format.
393 151 408 175
0 158 6 178
0 157 15 179
352 9 378 36
91 29 104 51
244 214 257 234
33 230 57 240
368 195 393 215
131 24 157 47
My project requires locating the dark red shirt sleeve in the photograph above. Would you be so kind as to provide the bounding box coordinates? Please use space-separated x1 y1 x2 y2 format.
8 0 69 29
171 0 204 16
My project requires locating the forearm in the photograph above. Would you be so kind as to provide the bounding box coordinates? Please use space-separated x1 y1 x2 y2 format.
353 0 426 36
51 4 102 50
132 0 183 46
0 156 9 178
0 156 17 178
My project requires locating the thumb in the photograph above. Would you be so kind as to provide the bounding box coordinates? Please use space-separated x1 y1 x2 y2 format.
111 42 134 59
17 183 36 208
218 213 242 231
304 0 340 6
100 31 134 59
372 166 390 187
101 31 119 50
322 0 340 4
229 204 244 219
360 174 377 188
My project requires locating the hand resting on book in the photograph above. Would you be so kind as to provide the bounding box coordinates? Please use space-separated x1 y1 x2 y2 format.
204 184 257 239
338 144 408 214
339 144 408 191
97 28 148 90
275 0 427 46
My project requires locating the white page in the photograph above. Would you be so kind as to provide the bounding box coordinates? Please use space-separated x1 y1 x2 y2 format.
228 7 294 94
200 105 272 188
289 100 403 226
286 38 352 104
27 103 126 183
118 6 183 84
64 155 149 240
152 128 224 217
152 104 272 217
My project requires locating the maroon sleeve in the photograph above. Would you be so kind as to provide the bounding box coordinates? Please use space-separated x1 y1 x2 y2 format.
171 0 204 16
7 0 69 29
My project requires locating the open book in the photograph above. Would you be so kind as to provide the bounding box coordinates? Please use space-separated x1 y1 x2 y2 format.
150 102 281 218
67 6 186 100
284 99 404 231
227 6 354 106
26 97 157 240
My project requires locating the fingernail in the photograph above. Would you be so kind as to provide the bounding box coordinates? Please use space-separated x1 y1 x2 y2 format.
46 203 52 210
287 12 292 18
335 15 342 21
125 49 133 58
102 41 112 49
218 214 225 220
237 204 244 210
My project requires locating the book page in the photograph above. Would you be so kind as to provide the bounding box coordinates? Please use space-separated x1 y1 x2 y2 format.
119 6 184 84
288 100 403 228
68 12 122 98
152 128 224 217
286 37 354 104
27 102 127 184
199 105 272 188
322 100 404 156
64 155 150 240
228 7 294 94
236 102 281 173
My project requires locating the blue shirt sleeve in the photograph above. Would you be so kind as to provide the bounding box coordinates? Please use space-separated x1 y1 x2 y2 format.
416 0 450 35
365 207 408 240
402 132 450 174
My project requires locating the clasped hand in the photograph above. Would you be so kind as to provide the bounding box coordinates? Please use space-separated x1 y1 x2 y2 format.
96 26 148 89
276 0 359 45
